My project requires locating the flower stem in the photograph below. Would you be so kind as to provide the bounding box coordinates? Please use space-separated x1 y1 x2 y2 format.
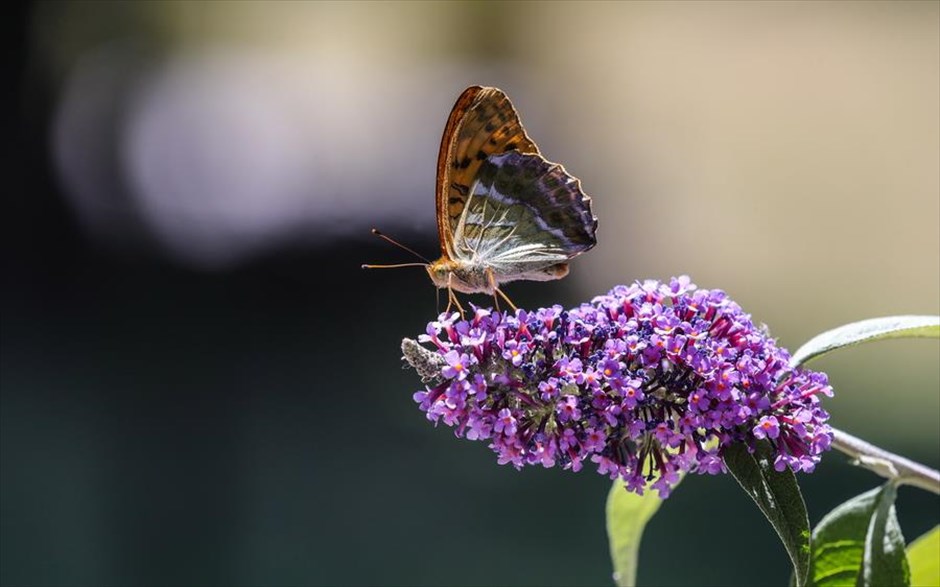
830 427 940 494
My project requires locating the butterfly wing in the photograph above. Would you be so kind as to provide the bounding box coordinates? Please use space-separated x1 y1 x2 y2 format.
453 150 597 282
435 87 539 259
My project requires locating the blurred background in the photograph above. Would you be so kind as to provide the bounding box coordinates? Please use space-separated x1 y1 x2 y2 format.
3 1 938 585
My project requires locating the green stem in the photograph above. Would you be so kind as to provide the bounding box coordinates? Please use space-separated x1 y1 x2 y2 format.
831 427 940 495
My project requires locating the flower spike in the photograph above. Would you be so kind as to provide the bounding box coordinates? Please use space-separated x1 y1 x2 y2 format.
405 277 834 497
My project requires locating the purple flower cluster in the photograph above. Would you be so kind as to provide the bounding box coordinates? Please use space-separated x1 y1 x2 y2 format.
409 277 834 497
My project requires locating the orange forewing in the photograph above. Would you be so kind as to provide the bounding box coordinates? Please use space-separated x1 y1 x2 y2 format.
434 87 540 259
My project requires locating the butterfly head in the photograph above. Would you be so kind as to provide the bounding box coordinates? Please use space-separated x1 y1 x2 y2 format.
426 258 451 289
427 257 462 290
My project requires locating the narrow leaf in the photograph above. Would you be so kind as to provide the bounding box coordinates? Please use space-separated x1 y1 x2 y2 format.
861 482 909 587
606 477 679 587
810 486 882 586
789 315 940 368
724 441 811 587
807 484 910 587
907 526 940 587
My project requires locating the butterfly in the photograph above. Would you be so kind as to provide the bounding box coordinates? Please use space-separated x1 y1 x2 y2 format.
367 86 597 312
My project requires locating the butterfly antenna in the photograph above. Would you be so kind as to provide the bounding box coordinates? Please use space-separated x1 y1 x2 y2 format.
361 263 428 269
369 228 431 263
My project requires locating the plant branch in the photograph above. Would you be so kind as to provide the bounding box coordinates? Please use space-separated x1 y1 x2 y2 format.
830 427 940 495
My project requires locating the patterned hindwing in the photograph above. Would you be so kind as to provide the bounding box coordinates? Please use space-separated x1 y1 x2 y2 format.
436 87 539 259
453 150 597 279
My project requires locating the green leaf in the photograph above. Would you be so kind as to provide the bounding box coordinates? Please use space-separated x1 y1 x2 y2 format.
724 441 811 587
789 315 940 368
606 477 679 587
907 526 940 587
807 484 910 587
863 483 910 587
809 487 881 586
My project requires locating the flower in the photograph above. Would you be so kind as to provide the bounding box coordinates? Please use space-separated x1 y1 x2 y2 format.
441 350 472 380
753 415 780 440
405 277 834 497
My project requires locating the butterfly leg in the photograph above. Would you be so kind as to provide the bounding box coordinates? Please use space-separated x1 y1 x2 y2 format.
495 287 518 313
444 273 453 313
448 289 466 317
486 268 517 313
445 274 466 317
488 273 502 312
